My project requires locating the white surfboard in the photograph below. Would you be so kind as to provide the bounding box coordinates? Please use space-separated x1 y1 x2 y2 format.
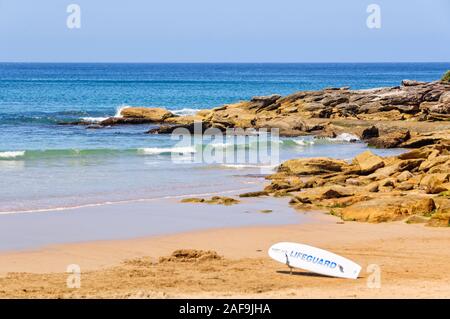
268 242 361 279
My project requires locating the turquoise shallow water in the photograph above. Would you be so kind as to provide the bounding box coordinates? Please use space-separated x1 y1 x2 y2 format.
0 63 448 212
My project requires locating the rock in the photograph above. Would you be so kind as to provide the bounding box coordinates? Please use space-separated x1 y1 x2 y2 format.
397 159 426 172
394 104 420 114
427 112 450 121
254 140 450 226
423 89 445 102
147 122 210 134
353 151 385 174
396 182 414 191
367 130 411 148
340 196 435 223
367 163 402 180
428 103 450 114
358 110 405 121
278 158 350 176
120 107 174 122
419 173 450 194
427 208 450 227
440 91 450 104
99 117 161 126
360 126 379 140
264 179 292 192
207 196 240 205
397 171 413 182
340 197 409 223
248 95 281 112
405 215 429 224
319 186 354 199
419 155 450 172
400 133 444 148
335 103 359 117
321 95 349 107
365 182 379 193
181 196 240 206
239 191 269 198
255 116 308 136
164 115 205 125
410 198 436 215
398 149 435 160
181 198 205 204
402 80 427 87
379 178 396 187
345 178 363 186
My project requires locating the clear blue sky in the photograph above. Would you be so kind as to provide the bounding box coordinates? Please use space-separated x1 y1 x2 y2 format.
0 0 449 62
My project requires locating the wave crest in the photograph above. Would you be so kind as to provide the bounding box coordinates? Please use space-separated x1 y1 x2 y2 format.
0 151 25 159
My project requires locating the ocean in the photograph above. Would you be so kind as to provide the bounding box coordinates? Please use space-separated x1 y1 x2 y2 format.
1 62 449 213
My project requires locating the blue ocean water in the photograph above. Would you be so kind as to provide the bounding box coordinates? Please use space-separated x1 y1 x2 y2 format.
1 63 449 125
0 63 448 213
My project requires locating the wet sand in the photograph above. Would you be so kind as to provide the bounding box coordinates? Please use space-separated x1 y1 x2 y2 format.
1 210 450 298
0 195 305 252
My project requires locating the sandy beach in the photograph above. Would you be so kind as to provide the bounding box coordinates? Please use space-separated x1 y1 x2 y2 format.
1 209 449 298
1 0 450 304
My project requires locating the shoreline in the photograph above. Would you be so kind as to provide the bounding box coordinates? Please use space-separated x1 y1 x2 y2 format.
0 193 308 253
0 186 259 216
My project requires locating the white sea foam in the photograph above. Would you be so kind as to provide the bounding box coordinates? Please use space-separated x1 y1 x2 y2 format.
0 151 25 159
81 117 109 123
313 133 360 144
280 139 315 146
137 146 197 155
293 139 315 146
221 163 278 170
114 105 131 117
171 108 201 116
332 133 360 142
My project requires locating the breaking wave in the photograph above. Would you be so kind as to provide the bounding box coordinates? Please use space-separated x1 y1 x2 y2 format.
137 146 197 155
0 147 195 160
0 151 26 159
0 133 361 161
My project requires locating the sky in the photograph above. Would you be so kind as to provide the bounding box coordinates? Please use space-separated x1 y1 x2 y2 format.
0 0 449 62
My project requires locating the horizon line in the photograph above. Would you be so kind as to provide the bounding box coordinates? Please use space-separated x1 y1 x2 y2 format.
1 61 450 64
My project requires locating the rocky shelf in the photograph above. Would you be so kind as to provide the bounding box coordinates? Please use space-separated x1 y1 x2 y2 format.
62 78 450 226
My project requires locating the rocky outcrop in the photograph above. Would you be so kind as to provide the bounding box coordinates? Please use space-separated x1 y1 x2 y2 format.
259 140 450 226
278 158 351 175
366 130 411 148
149 79 448 136
97 107 174 126
64 79 450 137
120 107 174 121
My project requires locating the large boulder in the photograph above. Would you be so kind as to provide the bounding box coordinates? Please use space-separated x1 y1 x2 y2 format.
360 126 379 140
278 158 350 176
341 196 435 223
367 130 410 148
353 151 385 174
427 204 450 227
419 173 450 194
120 107 174 122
